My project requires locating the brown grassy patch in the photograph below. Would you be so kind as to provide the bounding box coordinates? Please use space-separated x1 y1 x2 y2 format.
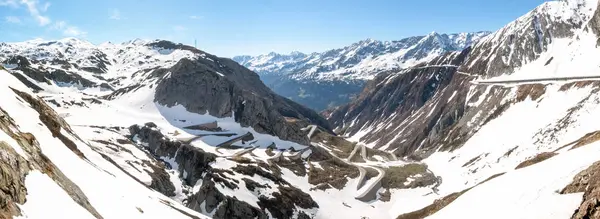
515 152 557 169
396 190 468 219
308 158 358 190
570 131 600 150
478 172 506 186
381 163 431 189
310 131 356 158
516 84 546 102
559 81 600 91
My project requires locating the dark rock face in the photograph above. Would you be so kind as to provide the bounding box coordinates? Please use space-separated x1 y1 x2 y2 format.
328 50 471 156
0 141 29 218
154 56 332 144
258 186 319 219
6 56 112 90
144 161 176 197
189 178 267 219
129 124 216 185
3 55 31 68
130 123 320 219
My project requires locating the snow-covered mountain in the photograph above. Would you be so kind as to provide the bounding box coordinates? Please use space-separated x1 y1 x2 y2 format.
2 0 600 218
0 37 440 219
235 32 490 81
233 31 490 111
327 0 600 218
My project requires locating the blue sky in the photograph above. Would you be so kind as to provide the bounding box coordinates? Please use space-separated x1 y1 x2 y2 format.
1 0 547 57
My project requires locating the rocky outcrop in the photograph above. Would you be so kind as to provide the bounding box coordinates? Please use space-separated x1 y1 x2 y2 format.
7 56 112 90
188 178 267 219
561 161 600 219
0 141 29 219
153 56 332 144
129 123 217 185
258 186 319 219
0 92 103 219
129 123 319 219
143 161 176 197
328 49 471 156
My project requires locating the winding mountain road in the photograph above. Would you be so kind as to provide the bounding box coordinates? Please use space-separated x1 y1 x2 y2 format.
304 125 386 201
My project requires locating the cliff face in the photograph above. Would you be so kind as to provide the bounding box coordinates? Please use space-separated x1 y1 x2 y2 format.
154 56 332 145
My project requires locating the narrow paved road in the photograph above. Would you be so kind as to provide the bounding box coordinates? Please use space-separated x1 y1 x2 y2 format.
355 167 385 200
472 75 600 85
412 65 459 70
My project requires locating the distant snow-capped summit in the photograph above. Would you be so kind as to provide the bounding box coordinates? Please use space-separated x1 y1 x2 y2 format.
233 31 490 81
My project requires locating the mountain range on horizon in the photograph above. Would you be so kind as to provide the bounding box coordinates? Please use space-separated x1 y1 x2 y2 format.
232 31 491 111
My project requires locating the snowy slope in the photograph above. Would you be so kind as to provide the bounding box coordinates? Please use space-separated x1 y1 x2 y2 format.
0 69 209 219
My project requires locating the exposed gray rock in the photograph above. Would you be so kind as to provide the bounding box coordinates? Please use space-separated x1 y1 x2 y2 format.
327 49 471 156
130 123 320 219
0 91 104 219
153 56 332 144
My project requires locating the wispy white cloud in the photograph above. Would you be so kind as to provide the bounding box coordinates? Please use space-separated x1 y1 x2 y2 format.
5 16 22 24
173 25 187 32
109 9 121 20
0 0 18 7
63 26 86 37
52 20 86 37
189 15 202 20
20 0 51 26
1 0 86 37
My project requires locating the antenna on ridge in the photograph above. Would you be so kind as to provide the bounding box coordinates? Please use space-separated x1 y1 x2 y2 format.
194 39 197 49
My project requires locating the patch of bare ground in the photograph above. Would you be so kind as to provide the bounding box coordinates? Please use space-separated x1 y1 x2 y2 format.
265 147 275 156
462 155 481 167
516 84 546 102
396 172 506 219
310 131 357 159
515 152 558 169
571 131 600 150
477 172 506 185
366 147 395 161
396 190 467 219
379 189 392 202
382 163 435 189
552 131 600 153
275 158 307 177
559 81 600 91
561 161 600 219
308 158 358 190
